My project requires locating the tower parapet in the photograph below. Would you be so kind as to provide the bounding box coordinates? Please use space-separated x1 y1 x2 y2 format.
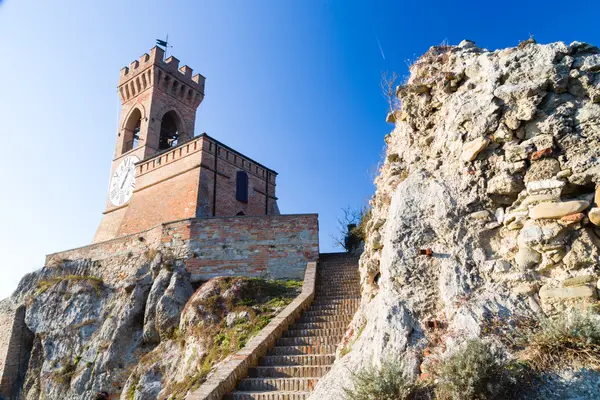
117 46 205 107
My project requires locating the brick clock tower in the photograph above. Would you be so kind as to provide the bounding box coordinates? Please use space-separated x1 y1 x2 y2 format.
94 46 279 243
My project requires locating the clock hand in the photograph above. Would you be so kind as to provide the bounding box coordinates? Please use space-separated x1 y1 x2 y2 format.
120 170 130 189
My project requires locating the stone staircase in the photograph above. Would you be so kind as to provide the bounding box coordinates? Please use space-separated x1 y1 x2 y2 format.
225 253 360 400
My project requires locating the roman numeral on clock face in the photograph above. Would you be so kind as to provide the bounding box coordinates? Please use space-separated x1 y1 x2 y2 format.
108 155 139 207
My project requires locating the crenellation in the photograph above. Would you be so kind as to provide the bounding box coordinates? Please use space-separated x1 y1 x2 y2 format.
139 52 150 63
179 65 193 78
165 55 180 70
118 46 204 102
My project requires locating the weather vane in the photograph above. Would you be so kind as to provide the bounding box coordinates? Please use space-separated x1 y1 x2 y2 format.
156 34 173 60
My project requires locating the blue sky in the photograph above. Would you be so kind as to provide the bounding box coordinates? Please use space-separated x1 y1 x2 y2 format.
0 0 598 298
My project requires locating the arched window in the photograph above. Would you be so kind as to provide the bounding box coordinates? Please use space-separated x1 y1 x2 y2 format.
236 171 248 203
159 111 181 150
122 108 142 154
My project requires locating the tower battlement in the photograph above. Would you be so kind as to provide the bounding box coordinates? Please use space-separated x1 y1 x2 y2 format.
117 46 205 106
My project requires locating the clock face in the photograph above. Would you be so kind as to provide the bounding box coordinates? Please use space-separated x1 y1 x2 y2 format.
109 156 139 206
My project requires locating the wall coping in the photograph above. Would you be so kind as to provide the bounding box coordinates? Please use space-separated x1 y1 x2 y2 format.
185 261 317 400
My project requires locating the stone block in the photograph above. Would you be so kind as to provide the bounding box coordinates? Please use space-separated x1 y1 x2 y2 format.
529 200 590 219
539 284 597 300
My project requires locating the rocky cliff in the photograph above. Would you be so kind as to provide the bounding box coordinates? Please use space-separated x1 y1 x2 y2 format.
2 250 299 400
312 40 600 399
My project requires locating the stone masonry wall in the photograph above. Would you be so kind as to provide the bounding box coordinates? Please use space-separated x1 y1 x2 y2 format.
0 301 33 399
51 214 318 282
183 215 319 280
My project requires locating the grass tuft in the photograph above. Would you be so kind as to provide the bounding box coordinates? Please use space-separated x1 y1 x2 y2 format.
521 311 600 371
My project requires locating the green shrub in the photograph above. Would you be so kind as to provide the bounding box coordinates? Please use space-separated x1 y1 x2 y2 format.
354 207 372 242
523 311 600 371
344 359 417 400
434 339 529 400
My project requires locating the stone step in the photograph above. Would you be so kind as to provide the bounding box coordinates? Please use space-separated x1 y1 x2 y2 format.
248 366 331 378
315 283 360 289
309 298 360 306
314 290 360 295
223 254 360 400
306 304 359 312
299 312 356 321
309 302 359 309
314 292 360 297
300 309 356 318
311 298 360 304
310 299 360 306
319 266 359 270
276 336 343 346
225 391 309 400
259 354 335 366
290 321 350 330
296 314 353 323
308 301 360 308
314 292 360 298
316 282 359 287
268 345 338 356
282 328 347 338
236 378 319 392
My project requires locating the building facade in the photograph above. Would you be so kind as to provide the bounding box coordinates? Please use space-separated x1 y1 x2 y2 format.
94 47 279 243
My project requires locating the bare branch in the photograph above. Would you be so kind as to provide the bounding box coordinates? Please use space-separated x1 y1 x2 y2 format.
380 71 401 113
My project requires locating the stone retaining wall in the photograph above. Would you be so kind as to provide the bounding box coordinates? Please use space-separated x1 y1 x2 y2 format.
186 261 317 400
0 301 33 399
47 214 319 281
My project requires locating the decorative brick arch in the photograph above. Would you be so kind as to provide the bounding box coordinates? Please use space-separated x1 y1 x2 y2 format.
120 105 146 154
121 104 147 130
156 106 189 141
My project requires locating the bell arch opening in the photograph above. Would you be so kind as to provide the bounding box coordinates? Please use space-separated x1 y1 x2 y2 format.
159 111 182 150
122 108 142 154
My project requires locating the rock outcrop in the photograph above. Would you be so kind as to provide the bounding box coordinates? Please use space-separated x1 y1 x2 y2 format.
2 250 299 399
312 40 600 399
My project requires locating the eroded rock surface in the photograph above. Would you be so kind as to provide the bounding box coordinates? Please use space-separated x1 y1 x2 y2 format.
4 251 299 400
312 40 600 399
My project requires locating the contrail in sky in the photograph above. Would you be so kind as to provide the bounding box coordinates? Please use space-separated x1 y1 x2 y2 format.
375 34 386 60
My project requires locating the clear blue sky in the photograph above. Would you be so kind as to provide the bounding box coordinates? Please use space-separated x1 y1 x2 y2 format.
0 0 598 299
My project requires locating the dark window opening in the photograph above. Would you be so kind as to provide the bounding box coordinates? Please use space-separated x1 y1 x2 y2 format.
236 171 248 203
159 111 180 150
123 108 142 154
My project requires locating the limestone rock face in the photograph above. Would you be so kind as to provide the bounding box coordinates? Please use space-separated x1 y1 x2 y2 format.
1 252 271 400
312 40 600 399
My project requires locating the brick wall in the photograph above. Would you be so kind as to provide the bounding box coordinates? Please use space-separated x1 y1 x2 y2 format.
182 215 318 280
198 135 278 217
50 214 318 281
94 134 280 243
0 301 33 399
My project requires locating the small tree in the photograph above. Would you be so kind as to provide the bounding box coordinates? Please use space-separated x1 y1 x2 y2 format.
332 207 361 252
381 71 402 114
332 206 370 253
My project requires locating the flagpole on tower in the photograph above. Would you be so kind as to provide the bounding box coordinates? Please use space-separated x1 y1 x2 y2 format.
156 35 172 61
